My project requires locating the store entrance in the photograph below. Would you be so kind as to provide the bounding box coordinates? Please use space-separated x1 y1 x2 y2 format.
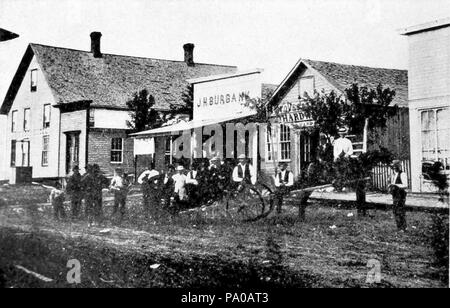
298 131 319 178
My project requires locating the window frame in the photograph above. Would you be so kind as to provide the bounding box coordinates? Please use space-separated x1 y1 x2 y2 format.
30 69 37 92
266 127 274 162
420 108 450 171
111 137 124 164
11 110 18 132
298 76 315 99
10 140 16 167
23 108 30 132
43 104 51 129
42 135 49 167
279 124 291 162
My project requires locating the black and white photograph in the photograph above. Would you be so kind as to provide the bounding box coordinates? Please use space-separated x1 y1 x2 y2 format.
0 0 449 292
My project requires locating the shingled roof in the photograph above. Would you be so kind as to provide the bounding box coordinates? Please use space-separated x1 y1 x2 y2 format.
271 58 408 107
1 43 237 114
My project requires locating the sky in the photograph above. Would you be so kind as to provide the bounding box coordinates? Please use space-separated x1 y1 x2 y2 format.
1 0 450 93
0 0 449 178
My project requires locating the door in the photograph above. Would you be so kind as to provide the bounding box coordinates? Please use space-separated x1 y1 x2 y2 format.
65 132 80 174
299 131 319 178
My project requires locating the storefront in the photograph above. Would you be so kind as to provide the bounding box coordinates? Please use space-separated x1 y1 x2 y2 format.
401 18 450 192
131 69 264 170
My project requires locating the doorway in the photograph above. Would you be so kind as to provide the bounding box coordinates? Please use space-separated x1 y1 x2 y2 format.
65 131 80 174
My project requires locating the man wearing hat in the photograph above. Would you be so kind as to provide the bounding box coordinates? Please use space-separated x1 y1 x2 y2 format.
333 127 354 160
232 154 257 191
138 163 160 216
172 165 187 202
110 168 131 219
66 165 83 218
274 161 294 214
388 160 408 231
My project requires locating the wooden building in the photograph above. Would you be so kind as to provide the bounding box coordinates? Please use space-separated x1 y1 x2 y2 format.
264 58 409 179
0 32 236 183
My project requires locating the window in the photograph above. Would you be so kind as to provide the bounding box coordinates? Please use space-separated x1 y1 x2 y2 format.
42 135 49 166
299 77 314 99
89 109 95 127
30 69 37 92
11 110 18 132
266 128 274 162
279 124 291 161
111 138 123 163
43 104 51 128
10 140 16 167
23 108 30 131
421 108 450 170
21 140 30 167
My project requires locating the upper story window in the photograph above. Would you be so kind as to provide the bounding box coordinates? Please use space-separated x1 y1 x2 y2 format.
111 138 123 163
43 104 51 128
30 69 37 92
11 110 18 132
24 108 30 131
299 77 314 99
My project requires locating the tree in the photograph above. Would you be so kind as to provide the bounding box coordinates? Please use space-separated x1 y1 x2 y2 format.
302 84 398 216
126 89 161 132
168 84 194 120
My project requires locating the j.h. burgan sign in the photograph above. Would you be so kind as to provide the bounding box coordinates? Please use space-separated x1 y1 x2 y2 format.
196 91 250 108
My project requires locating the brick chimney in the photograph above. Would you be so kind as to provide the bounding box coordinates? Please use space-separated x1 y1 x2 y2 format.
90 32 102 58
183 43 194 66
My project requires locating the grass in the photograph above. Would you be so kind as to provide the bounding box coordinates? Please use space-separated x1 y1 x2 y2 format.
0 184 448 288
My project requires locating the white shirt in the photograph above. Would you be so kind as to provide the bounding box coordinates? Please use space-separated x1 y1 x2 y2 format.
137 169 160 184
390 171 408 189
232 163 257 185
172 173 187 200
172 173 187 193
333 137 354 159
274 170 294 187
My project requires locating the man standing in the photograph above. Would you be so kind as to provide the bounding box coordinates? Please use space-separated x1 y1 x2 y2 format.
92 164 109 224
232 154 257 191
138 163 160 216
274 162 294 214
81 165 96 223
66 165 82 218
333 127 354 160
110 168 131 220
388 160 408 231
172 165 188 202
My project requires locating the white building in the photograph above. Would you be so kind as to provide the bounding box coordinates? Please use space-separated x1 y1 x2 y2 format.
400 18 450 192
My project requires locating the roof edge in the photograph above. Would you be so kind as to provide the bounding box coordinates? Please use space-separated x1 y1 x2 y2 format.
399 17 450 35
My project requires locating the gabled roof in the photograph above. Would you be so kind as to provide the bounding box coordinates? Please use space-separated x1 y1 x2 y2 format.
270 58 408 107
1 43 237 114
0 28 19 42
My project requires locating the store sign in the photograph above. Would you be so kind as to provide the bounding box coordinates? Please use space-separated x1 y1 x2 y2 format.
275 101 315 127
192 71 261 121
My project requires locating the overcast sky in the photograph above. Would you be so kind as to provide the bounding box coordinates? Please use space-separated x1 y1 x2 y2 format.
1 0 450 99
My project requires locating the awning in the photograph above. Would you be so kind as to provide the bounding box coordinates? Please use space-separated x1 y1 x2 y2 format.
130 110 256 138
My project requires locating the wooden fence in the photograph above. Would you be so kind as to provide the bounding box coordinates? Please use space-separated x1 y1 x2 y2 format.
370 159 411 192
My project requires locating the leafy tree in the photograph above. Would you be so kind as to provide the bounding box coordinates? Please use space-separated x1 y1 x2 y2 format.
126 89 161 132
301 84 398 216
168 84 194 119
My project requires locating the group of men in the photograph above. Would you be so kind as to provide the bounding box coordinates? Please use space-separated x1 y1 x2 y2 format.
64 164 115 223
57 127 407 230
137 154 262 216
